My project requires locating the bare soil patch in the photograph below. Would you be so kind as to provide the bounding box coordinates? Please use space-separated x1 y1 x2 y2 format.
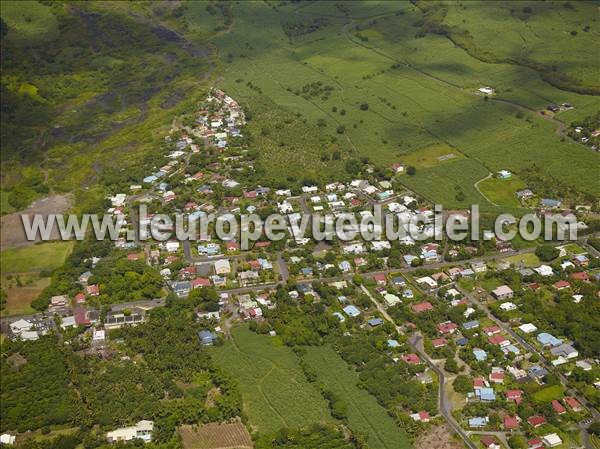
179 419 253 449
414 424 465 449
0 194 72 250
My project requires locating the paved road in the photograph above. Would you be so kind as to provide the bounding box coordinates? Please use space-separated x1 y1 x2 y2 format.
359 285 479 449
457 285 600 425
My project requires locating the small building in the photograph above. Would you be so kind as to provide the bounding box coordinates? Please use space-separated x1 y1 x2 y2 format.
542 433 562 448
491 285 513 300
198 330 218 346
343 305 361 318
106 420 154 443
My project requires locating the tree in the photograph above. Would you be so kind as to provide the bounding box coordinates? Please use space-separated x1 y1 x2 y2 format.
406 166 416 176
444 358 459 373
587 422 600 436
535 244 559 261
452 374 472 393
359 103 369 111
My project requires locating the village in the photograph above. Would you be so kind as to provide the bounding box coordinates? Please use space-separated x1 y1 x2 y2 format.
2 89 599 449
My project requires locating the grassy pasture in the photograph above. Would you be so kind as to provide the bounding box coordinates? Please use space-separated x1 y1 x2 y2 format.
0 241 74 274
1 276 49 316
504 253 541 268
303 345 412 449
1 1 59 46
401 144 465 169
210 326 333 433
477 176 527 208
200 1 600 201
532 384 565 404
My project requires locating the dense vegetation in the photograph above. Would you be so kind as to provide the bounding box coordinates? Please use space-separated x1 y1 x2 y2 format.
1 306 242 445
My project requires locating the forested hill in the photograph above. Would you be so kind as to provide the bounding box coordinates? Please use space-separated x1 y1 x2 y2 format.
0 1 214 212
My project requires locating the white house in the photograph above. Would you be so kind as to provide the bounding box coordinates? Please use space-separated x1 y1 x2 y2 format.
107 420 154 443
0 434 16 445
214 259 231 275
535 265 553 276
542 433 562 448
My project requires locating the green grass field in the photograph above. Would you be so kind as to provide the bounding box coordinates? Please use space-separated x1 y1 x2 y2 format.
187 1 600 201
532 384 565 404
0 241 74 274
504 252 541 268
477 176 527 208
1 1 59 46
210 326 333 433
303 345 412 449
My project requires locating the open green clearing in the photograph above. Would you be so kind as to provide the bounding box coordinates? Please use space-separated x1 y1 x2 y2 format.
504 252 541 268
0 241 74 274
3 1 599 213
478 176 527 207
303 345 412 449
188 0 600 203
210 326 333 433
1 1 59 46
532 384 565 404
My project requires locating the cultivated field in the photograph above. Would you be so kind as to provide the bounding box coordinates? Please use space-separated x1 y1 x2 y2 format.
180 1 600 204
0 241 74 274
179 420 253 449
477 176 527 208
210 326 334 433
303 345 412 449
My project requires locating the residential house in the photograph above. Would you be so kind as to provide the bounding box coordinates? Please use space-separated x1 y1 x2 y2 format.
491 285 513 300
106 421 153 443
214 259 231 275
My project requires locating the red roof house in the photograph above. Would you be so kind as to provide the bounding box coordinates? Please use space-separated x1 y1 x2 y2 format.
432 337 448 348
373 273 387 285
570 272 589 281
86 284 100 297
553 280 571 290
505 389 523 402
565 396 583 412
484 325 501 336
488 334 509 346
411 301 433 313
527 415 546 428
437 321 458 334
528 438 543 449
552 400 566 415
191 278 211 288
401 353 421 365
503 415 519 430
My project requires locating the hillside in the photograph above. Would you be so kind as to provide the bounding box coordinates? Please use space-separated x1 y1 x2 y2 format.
0 1 215 212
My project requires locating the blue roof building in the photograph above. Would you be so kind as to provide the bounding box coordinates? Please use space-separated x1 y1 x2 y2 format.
387 339 400 348
198 330 217 346
469 417 488 428
301 267 314 276
392 276 406 286
456 337 469 346
463 320 480 330
537 332 563 347
343 305 361 318
338 261 352 272
473 348 487 362
368 318 383 327
476 387 496 401
541 198 561 208
528 365 549 378
333 312 345 322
